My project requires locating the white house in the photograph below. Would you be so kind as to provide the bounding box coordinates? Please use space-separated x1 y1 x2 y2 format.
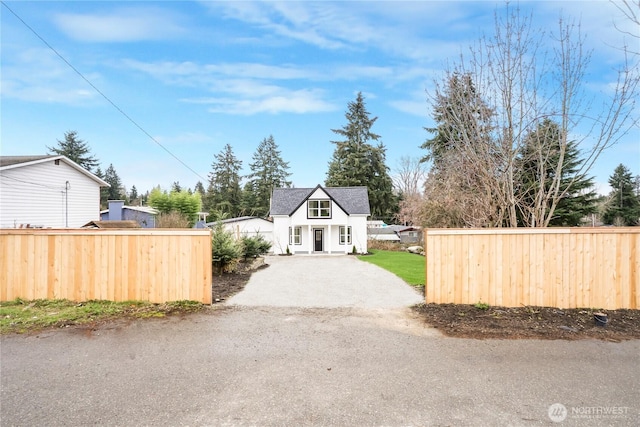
0 155 108 228
269 185 370 255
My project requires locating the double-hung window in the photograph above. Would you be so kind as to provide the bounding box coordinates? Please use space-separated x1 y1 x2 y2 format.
339 226 352 245
308 200 331 218
289 226 302 245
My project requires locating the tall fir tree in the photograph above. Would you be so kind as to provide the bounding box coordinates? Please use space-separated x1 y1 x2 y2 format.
420 73 494 168
243 136 291 217
516 119 598 226
103 164 124 201
325 92 396 220
171 181 182 193
47 130 99 172
603 164 640 225
194 181 206 198
204 144 244 217
129 185 138 201
94 167 110 209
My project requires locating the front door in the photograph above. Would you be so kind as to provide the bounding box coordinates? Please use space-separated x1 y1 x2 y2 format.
314 229 323 252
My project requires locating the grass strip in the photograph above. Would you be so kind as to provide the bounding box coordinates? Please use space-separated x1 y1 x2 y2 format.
357 249 425 286
0 298 205 335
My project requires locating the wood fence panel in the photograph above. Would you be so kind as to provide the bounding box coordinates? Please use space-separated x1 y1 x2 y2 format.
0 229 212 304
425 228 640 310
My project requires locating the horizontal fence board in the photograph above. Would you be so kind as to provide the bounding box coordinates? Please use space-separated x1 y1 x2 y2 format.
0 229 212 304
425 228 640 310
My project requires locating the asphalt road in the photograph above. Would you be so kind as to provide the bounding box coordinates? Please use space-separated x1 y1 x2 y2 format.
1 257 639 426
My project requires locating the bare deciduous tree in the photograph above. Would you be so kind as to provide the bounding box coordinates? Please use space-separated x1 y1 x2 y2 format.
393 156 427 226
393 156 426 196
423 4 638 227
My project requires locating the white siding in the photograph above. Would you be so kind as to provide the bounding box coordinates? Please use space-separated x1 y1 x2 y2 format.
223 218 274 247
0 160 101 228
271 215 291 254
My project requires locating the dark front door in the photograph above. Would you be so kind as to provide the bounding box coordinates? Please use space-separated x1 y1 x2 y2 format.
314 229 323 252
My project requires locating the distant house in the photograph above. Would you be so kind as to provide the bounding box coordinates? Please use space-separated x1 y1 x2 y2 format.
367 227 401 242
0 155 108 228
368 225 422 244
100 200 158 228
207 216 274 246
367 220 387 228
269 185 370 255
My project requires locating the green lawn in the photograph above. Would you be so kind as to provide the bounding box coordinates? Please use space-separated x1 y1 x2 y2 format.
357 249 425 286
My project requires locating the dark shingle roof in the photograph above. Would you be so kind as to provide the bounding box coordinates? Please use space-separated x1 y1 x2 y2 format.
270 185 370 216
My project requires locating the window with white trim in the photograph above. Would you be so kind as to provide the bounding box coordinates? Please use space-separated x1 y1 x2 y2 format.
308 200 331 218
339 226 352 245
289 226 302 245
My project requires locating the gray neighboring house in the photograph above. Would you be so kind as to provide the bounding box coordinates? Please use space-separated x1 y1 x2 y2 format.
368 225 422 244
100 200 158 228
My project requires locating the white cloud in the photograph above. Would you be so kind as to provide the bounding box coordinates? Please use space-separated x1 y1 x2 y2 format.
53 7 187 42
389 99 427 117
183 89 336 115
1 47 101 104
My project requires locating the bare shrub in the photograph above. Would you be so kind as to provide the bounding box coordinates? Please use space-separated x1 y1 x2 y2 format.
367 239 403 251
155 211 191 228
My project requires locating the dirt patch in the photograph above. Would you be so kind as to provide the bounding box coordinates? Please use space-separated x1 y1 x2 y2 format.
412 303 640 341
212 263 269 303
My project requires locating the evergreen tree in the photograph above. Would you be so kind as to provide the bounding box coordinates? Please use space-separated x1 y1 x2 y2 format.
204 144 244 217
194 181 206 198
94 166 109 209
129 185 138 201
516 119 598 226
420 73 494 168
603 164 640 225
325 92 396 220
243 136 291 217
104 164 124 201
47 130 99 172
171 181 182 193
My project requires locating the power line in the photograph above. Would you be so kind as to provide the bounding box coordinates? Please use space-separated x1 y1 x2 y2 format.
0 174 67 190
1 1 208 183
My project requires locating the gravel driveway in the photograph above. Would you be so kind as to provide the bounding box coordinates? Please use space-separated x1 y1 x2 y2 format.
227 255 423 308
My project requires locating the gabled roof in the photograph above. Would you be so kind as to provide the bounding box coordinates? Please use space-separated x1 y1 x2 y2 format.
0 155 109 187
270 185 370 216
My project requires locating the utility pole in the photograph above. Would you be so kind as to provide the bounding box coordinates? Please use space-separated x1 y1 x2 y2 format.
65 181 70 227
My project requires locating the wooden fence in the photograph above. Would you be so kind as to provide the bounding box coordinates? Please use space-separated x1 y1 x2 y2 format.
0 229 212 304
425 228 639 309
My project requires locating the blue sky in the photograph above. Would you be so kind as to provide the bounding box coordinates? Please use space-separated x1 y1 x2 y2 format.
1 1 638 196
